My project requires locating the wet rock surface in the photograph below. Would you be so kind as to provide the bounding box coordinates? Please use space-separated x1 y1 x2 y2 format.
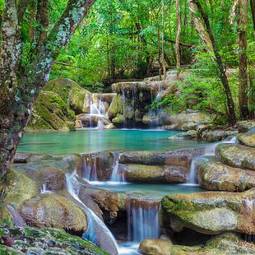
0 226 108 255
198 159 255 191
19 193 87 232
165 110 212 131
140 233 255 255
216 144 255 170
123 164 188 183
119 148 204 167
162 188 255 235
238 131 255 147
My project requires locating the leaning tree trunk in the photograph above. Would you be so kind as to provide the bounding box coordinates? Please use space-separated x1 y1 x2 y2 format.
189 0 237 125
0 0 96 198
238 0 250 119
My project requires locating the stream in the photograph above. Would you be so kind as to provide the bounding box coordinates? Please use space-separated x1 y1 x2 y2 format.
18 129 208 254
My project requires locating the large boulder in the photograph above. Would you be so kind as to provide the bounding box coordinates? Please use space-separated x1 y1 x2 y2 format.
78 186 124 223
35 167 66 191
123 164 187 183
200 129 238 142
44 78 92 114
162 188 255 235
237 120 255 132
166 110 212 131
28 91 75 131
19 193 87 232
198 159 255 191
238 131 255 148
107 94 124 120
139 233 255 255
119 149 204 167
139 239 172 255
0 226 108 255
6 170 38 208
216 144 255 170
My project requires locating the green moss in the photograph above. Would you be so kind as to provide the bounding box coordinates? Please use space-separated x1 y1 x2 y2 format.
112 114 125 125
0 245 23 255
28 91 75 130
108 95 123 118
0 226 109 255
6 170 38 208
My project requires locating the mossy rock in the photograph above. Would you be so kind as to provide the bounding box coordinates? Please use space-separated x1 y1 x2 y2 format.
107 94 123 120
238 131 255 148
45 78 92 114
198 159 255 192
19 193 87 232
216 144 255 171
140 233 255 255
0 226 108 255
112 114 125 125
161 189 255 235
5 170 38 208
28 78 92 130
28 91 75 130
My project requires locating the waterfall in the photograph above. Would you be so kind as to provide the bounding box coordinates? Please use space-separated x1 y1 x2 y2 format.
111 153 125 183
40 183 51 194
65 172 119 255
127 197 160 242
82 155 98 182
188 157 202 184
87 96 107 129
189 135 237 184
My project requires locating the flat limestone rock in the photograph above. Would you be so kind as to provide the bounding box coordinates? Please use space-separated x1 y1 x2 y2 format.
162 188 255 235
198 160 255 191
216 144 255 170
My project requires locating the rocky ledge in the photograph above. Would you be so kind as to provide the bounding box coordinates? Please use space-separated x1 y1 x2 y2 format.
140 233 255 255
0 226 108 255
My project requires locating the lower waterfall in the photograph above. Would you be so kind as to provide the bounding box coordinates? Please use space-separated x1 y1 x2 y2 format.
65 172 119 255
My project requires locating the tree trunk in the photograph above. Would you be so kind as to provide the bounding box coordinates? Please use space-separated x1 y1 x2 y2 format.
176 0 181 78
0 0 96 198
250 0 255 34
238 0 250 119
190 0 236 125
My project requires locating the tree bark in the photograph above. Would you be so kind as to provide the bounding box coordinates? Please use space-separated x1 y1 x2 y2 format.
251 0 255 33
238 0 250 119
189 0 237 125
176 0 181 78
0 0 96 189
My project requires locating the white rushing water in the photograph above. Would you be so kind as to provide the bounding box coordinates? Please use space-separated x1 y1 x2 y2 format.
65 172 119 255
127 198 160 242
88 97 107 129
110 153 126 183
40 183 52 194
189 136 237 184
82 155 98 182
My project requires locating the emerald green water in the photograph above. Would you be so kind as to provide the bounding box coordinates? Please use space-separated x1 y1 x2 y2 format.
18 129 204 154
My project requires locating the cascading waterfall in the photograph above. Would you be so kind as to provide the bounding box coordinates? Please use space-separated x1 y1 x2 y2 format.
65 172 119 255
87 96 107 129
82 154 98 182
127 197 160 242
40 183 51 194
189 136 237 184
111 153 125 183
